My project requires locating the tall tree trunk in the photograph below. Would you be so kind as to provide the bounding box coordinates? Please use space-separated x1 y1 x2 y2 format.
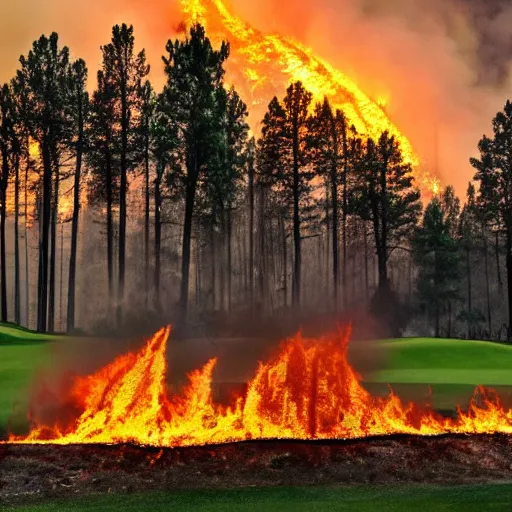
434 247 440 338
379 157 389 292
483 227 492 336
219 207 226 312
179 173 197 317
59 222 64 330
447 301 452 338
507 232 512 340
248 161 254 312
331 161 339 311
106 154 114 300
258 185 267 314
37 141 52 332
24 151 30 328
0 141 9 323
227 208 233 312
292 121 301 310
466 246 472 338
154 170 162 311
48 155 59 332
67 107 84 332
280 213 288 308
14 154 21 325
210 216 216 310
325 190 331 302
495 231 503 297
196 224 202 307
364 222 369 305
144 131 150 308
341 119 348 311
118 65 128 326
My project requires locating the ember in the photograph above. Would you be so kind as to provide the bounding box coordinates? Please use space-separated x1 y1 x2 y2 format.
7 326 512 448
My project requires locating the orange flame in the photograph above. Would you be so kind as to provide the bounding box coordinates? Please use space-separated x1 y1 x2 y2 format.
8 326 512 447
181 0 439 194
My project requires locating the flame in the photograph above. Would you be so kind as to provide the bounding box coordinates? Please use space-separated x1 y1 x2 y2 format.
8 326 512 447
5 140 84 222
180 0 439 193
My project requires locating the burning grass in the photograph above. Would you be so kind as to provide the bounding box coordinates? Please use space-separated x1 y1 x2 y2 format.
5 326 512 447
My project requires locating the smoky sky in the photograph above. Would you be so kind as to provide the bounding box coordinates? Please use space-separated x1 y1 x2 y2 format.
1 0 508 87
1 0 511 195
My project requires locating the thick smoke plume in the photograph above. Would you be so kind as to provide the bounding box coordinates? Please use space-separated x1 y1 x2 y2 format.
1 0 511 195
226 0 512 195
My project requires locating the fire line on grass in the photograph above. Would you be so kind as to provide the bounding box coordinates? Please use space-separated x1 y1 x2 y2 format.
6 325 512 447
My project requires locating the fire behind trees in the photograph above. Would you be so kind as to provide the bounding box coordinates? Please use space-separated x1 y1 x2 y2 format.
0 23 511 339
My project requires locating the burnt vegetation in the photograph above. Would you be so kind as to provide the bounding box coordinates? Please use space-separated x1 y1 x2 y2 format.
0 23 512 340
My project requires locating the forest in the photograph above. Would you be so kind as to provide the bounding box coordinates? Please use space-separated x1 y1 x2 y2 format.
0 22 511 341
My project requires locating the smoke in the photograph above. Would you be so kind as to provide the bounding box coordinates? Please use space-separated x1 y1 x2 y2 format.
1 0 511 195
227 0 512 196
0 0 181 90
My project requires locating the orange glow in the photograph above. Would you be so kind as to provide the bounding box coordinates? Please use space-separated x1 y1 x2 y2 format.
180 0 439 194
6 140 83 222
8 326 512 447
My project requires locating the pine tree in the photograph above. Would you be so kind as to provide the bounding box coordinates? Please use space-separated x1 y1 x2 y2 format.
256 97 287 312
100 24 150 323
471 100 512 337
0 84 19 322
86 69 120 301
161 24 229 317
246 137 256 309
353 131 421 334
414 198 461 337
439 185 460 238
66 59 88 332
309 98 351 310
458 183 481 337
140 80 154 307
282 82 313 309
14 33 70 332
150 92 178 311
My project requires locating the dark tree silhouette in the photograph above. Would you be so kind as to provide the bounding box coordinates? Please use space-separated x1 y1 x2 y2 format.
15 33 70 332
0 84 18 322
101 24 150 323
353 131 421 335
161 24 229 317
414 198 461 337
66 59 89 332
472 100 512 337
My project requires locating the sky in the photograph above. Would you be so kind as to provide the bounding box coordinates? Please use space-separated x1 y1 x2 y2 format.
1 0 511 196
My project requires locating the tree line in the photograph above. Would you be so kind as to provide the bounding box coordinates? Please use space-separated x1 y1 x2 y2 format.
0 23 511 339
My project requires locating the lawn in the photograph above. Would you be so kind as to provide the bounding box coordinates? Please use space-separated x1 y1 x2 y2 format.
0 324 55 431
367 337 512 410
2 326 512 430
7 484 512 511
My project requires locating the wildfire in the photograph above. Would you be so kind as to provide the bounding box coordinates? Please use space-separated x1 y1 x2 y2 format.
180 0 439 194
8 326 512 448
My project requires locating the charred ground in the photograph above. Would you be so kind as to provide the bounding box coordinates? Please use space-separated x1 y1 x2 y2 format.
2 434 512 507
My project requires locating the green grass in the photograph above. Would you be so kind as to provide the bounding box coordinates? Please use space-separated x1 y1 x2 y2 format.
8 485 512 511
370 338 512 386
366 337 512 410
2 327 512 430
0 324 55 430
